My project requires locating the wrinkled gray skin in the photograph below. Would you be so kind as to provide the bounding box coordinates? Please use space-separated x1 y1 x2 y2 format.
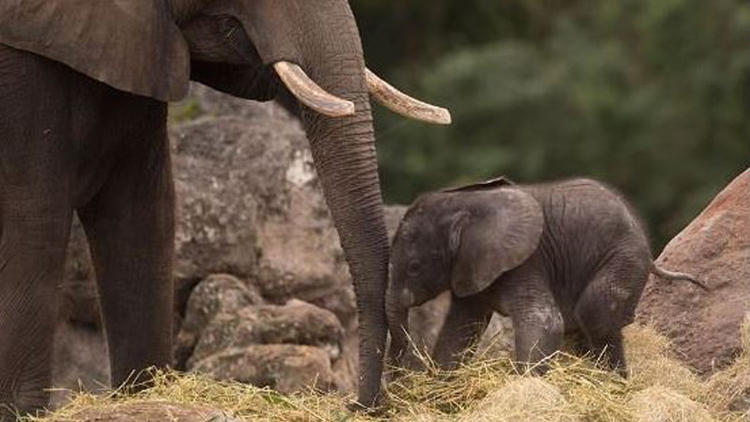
387 178 657 375
0 0 393 416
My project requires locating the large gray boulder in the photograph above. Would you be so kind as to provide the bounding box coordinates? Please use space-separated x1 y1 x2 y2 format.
171 86 356 323
636 168 750 373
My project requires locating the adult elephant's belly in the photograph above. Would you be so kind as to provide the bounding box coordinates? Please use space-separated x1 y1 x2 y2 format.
66 77 169 208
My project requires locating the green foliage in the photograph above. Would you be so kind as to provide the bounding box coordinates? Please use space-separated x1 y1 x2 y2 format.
168 98 203 125
355 0 750 249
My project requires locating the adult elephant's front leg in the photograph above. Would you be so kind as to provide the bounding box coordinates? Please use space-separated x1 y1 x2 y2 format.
0 45 74 419
0 184 72 420
78 102 174 388
0 200 71 420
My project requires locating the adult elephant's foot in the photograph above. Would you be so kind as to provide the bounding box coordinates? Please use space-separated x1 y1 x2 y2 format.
0 294 56 420
0 358 53 421
0 237 65 421
346 398 387 415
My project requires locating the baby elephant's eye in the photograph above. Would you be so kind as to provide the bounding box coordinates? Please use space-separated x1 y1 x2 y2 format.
407 260 421 277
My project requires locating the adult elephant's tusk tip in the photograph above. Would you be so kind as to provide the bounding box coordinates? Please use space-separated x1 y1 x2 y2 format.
328 100 356 117
365 68 453 125
432 107 452 125
273 61 356 117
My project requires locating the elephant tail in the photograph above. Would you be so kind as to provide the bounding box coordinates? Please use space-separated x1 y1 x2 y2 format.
650 263 709 291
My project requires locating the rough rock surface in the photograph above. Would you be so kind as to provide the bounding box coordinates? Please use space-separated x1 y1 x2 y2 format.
188 300 343 365
477 313 515 358
170 87 343 313
60 217 101 328
636 169 750 373
190 344 336 393
175 273 263 368
181 274 263 337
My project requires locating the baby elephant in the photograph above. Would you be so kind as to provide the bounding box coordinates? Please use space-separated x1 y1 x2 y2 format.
386 177 704 375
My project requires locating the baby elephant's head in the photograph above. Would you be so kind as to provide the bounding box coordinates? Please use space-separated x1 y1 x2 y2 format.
386 182 543 364
389 194 454 308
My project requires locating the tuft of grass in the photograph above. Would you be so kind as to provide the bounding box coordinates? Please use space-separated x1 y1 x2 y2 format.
168 98 204 125
31 322 750 422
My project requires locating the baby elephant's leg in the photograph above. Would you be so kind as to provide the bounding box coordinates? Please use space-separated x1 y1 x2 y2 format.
432 296 492 369
574 254 649 376
508 280 564 374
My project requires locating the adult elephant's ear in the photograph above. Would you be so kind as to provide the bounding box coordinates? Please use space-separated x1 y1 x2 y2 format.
449 189 543 297
0 1 190 102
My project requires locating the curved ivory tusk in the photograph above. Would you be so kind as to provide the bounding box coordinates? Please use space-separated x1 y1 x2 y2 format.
273 61 356 117
365 68 452 125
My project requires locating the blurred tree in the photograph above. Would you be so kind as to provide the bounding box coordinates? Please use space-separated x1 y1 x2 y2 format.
353 0 750 249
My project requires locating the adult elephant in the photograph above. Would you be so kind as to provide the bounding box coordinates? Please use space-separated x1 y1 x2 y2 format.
0 0 450 417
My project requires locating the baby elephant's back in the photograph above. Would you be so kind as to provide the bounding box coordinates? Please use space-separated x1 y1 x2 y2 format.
521 179 651 290
526 178 647 246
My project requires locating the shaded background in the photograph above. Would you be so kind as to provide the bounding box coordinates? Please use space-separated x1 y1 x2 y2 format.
352 0 750 249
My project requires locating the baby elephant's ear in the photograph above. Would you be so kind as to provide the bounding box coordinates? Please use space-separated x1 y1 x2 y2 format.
442 176 515 193
450 189 543 297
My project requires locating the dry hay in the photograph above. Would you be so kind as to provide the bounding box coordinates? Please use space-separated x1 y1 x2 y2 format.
28 319 750 422
628 386 714 422
624 325 705 399
456 378 574 422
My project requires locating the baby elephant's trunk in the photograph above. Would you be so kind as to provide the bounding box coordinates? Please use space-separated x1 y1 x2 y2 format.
650 263 709 290
386 284 412 366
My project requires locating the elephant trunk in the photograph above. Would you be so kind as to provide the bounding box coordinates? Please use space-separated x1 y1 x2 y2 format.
302 95 388 406
385 281 411 367
292 11 388 408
